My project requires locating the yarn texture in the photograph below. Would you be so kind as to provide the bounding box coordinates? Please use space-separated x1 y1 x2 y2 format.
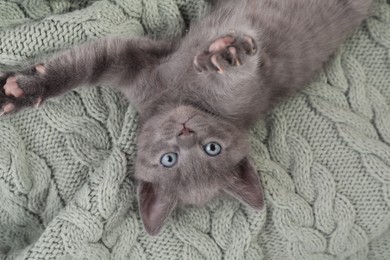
0 0 389 259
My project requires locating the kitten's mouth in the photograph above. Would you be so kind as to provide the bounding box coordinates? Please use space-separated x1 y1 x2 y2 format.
176 113 197 136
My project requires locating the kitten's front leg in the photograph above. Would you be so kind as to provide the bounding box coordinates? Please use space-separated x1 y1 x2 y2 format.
193 33 257 73
0 37 173 115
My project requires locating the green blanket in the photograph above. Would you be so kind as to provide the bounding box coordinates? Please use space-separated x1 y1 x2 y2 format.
0 0 389 259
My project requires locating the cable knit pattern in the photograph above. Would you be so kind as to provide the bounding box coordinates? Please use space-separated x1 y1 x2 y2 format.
0 0 389 259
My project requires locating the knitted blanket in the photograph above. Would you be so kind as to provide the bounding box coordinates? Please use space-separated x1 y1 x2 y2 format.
0 0 389 259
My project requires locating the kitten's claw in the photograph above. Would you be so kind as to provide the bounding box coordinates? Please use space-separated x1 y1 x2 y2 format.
243 36 257 55
211 55 225 73
35 64 46 75
35 97 43 108
228 47 241 66
0 103 15 116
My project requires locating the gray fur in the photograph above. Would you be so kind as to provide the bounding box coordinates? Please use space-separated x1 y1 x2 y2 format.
0 0 372 235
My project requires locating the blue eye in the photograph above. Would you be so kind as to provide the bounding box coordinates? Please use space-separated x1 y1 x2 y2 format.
203 142 222 156
160 153 178 168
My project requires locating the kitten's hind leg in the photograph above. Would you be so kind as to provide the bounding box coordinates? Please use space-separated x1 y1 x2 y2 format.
193 34 257 73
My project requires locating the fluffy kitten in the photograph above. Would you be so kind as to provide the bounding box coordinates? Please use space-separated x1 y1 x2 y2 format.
0 0 371 235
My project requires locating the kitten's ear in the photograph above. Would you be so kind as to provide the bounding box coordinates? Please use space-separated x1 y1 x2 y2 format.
224 157 264 210
137 181 177 236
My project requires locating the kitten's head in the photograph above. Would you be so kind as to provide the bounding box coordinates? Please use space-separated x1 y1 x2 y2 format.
135 105 264 235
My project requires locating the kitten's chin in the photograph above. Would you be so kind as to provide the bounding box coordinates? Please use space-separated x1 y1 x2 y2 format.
178 187 221 206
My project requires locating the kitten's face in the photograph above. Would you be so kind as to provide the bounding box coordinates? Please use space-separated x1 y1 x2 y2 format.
135 105 264 235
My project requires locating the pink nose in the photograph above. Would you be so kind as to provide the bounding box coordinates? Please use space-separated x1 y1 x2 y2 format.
178 124 194 136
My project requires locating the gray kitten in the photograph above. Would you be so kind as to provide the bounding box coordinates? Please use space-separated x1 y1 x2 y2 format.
0 0 371 235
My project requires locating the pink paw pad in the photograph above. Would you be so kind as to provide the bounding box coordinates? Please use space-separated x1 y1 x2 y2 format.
0 64 46 116
209 36 235 52
4 77 24 98
194 33 256 74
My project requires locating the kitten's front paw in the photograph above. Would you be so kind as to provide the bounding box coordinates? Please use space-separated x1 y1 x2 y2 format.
194 33 257 74
0 65 46 116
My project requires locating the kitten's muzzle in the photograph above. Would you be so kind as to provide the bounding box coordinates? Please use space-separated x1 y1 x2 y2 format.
178 124 194 136
177 124 196 149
